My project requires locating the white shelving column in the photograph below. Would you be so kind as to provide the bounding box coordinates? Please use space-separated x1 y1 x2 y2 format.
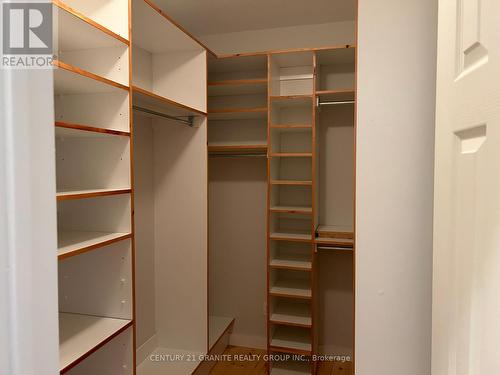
53 1 135 374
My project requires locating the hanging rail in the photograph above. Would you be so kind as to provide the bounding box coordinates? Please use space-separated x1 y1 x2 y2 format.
133 105 195 127
316 97 355 107
316 245 354 251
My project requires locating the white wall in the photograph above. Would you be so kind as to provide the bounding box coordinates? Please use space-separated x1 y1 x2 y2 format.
356 1 437 375
201 21 356 55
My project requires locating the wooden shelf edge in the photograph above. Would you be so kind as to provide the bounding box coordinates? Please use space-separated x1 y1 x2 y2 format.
268 346 312 356
55 122 130 137
208 107 268 114
57 188 131 201
270 95 313 101
53 0 129 46
315 89 355 96
269 292 312 300
132 85 207 116
269 153 312 158
142 0 217 57
54 60 129 91
60 319 133 374
269 264 312 271
270 124 312 129
215 44 356 59
58 233 132 261
270 180 313 186
270 207 312 215
269 319 312 329
208 78 268 86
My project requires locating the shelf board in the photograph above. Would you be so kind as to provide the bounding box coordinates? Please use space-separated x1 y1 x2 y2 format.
208 107 268 120
271 96 313 109
270 326 312 354
58 231 131 260
269 153 312 158
132 85 206 119
55 0 129 53
208 144 268 155
270 206 312 215
59 312 132 373
57 188 131 201
316 89 355 102
316 224 353 239
271 361 311 375
270 124 312 129
315 237 354 248
55 122 130 137
270 180 312 186
270 301 312 327
270 232 312 242
54 60 129 95
208 79 268 96
209 316 235 350
270 279 312 299
270 254 312 271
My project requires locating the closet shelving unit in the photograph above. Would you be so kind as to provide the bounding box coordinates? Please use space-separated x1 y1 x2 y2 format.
53 0 134 374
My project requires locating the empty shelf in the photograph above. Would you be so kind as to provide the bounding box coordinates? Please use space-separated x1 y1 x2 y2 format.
270 206 312 215
208 144 267 155
270 232 312 242
271 361 311 375
316 89 355 102
54 60 128 94
209 316 235 350
208 79 268 96
56 188 131 201
270 279 311 299
132 85 206 119
208 107 267 120
55 1 128 52
58 231 131 259
270 180 312 186
315 237 354 248
316 224 353 239
271 124 312 129
59 312 132 372
270 301 311 327
270 326 311 353
271 96 313 109
270 255 312 271
270 153 312 158
55 122 130 137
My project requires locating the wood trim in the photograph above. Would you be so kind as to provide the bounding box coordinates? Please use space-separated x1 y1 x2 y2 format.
141 0 217 57
56 188 132 201
60 320 134 374
269 153 312 158
269 264 312 272
270 180 312 186
270 124 312 129
269 206 312 215
208 107 267 114
269 346 312 356
55 121 130 137
53 0 129 45
269 319 312 328
54 60 129 91
269 235 313 243
268 291 312 300
207 144 268 155
132 85 207 116
270 95 313 101
216 44 356 59
58 233 133 261
208 78 268 86
315 89 356 96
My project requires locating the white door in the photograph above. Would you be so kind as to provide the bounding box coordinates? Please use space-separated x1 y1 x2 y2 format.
433 0 500 374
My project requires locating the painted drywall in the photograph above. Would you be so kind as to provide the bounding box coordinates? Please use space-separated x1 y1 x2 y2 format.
209 158 268 349
200 21 356 55
356 0 437 374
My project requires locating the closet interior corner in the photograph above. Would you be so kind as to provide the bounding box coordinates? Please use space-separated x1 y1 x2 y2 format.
53 1 357 374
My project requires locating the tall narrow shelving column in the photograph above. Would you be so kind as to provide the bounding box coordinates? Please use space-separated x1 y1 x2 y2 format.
267 51 316 375
53 1 135 374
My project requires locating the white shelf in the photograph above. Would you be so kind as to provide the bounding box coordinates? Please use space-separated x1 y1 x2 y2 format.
271 361 311 375
57 188 131 200
58 230 131 259
56 3 127 53
59 312 132 372
270 279 311 299
270 254 311 271
270 205 312 214
271 301 311 327
209 315 234 349
270 231 312 242
137 347 203 375
270 326 311 353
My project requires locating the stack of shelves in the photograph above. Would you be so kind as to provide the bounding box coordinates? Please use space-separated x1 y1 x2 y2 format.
267 51 316 375
53 0 134 373
208 54 269 156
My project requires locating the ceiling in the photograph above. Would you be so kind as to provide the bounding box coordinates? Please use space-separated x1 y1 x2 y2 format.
155 0 356 36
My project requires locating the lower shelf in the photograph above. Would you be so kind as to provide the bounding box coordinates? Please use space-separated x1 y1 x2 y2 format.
137 347 203 375
209 315 235 350
58 230 131 259
59 312 132 372
270 326 312 354
270 301 311 327
270 279 312 299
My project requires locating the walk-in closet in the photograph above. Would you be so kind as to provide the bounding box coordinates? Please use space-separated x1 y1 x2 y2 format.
52 1 357 374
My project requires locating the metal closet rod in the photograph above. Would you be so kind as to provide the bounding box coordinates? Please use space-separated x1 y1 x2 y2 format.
317 100 355 106
133 105 195 127
317 245 354 251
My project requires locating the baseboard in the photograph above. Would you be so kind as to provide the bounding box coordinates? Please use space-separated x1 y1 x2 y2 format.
136 334 158 365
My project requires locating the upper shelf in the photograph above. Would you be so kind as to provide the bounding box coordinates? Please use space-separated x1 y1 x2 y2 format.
132 0 206 54
55 1 129 53
54 60 128 95
316 89 355 102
